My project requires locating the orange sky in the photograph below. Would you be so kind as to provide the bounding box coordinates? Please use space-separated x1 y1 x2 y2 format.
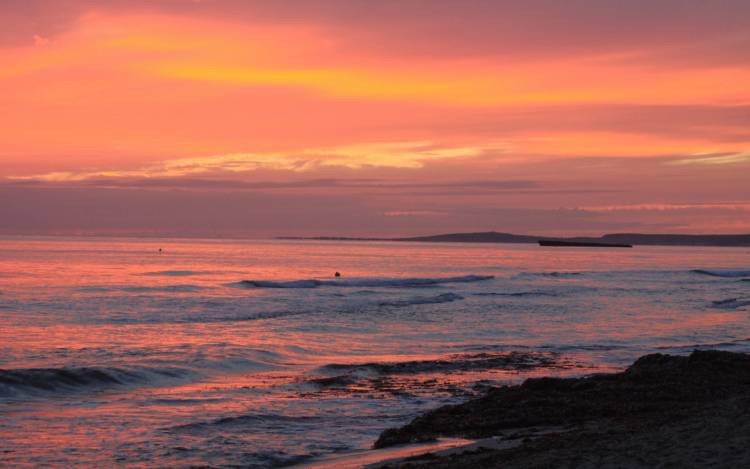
1 1 749 236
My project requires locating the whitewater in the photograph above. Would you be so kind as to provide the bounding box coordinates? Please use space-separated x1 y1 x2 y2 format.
1 236 749 467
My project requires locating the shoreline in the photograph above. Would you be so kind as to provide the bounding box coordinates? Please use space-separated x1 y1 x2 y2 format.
294 350 750 468
360 350 750 468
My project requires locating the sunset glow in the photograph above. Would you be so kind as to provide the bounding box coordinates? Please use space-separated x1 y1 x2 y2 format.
3 4 750 467
2 1 749 236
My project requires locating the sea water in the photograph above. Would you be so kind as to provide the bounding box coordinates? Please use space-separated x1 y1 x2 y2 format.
1 236 749 467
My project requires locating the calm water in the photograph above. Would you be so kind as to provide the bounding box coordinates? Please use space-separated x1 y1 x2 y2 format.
1 236 749 467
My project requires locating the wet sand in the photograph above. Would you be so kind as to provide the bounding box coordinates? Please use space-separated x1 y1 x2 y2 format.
292 438 474 469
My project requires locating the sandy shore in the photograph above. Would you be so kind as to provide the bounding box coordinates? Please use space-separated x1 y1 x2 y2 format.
369 350 750 468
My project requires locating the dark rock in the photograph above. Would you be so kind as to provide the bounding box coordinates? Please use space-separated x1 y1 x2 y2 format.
374 350 750 449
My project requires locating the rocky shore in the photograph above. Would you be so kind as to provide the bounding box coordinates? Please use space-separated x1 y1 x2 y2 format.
297 351 571 401
373 350 750 468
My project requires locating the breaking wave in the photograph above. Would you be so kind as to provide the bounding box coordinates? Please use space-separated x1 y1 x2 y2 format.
378 292 464 308
692 269 750 278
233 274 494 289
0 365 193 399
0 354 281 399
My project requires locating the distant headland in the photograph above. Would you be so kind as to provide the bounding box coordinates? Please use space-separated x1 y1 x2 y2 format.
277 231 750 247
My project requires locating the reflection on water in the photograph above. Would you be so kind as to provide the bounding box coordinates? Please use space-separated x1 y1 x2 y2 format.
1 236 749 467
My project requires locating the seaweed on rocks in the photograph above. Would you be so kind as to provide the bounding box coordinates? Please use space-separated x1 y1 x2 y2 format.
323 352 560 376
374 350 750 449
301 352 570 400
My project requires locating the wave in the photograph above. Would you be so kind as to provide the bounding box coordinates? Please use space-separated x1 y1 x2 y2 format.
174 412 323 432
0 365 193 399
235 279 322 289
459 343 629 353
692 269 750 278
151 397 229 406
656 337 750 352
78 285 205 293
0 352 282 399
521 271 583 278
93 309 314 326
475 290 558 298
321 351 560 375
712 298 750 309
233 274 494 289
378 292 464 308
188 352 286 373
140 270 208 276
125 285 205 293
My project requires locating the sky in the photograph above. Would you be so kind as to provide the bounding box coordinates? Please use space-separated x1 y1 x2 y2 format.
1 0 749 237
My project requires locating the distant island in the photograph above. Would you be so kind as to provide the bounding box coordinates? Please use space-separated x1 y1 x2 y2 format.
278 231 750 247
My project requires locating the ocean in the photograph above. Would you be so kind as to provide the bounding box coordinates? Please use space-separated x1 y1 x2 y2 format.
1 236 749 467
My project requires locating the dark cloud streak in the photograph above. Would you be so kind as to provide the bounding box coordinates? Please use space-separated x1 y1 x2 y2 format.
3 0 750 66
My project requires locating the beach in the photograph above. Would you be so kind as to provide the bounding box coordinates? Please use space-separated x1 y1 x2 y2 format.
5 2 750 466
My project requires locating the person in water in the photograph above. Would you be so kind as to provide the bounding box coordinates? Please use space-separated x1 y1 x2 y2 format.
334 272 341 277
